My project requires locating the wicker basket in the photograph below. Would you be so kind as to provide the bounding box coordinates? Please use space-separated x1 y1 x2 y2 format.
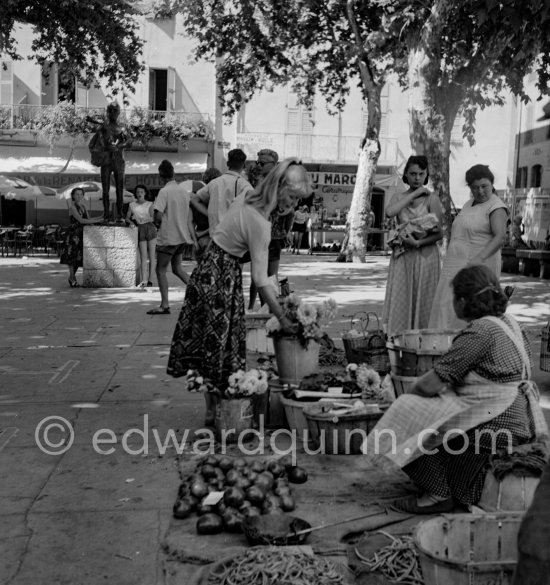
303 401 384 455
342 312 390 375
541 321 550 372
414 513 523 585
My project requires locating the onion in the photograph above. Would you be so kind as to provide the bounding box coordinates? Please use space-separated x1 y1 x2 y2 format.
245 485 266 507
173 498 193 519
280 494 296 512
224 486 246 509
225 469 241 486
190 481 209 499
218 457 233 472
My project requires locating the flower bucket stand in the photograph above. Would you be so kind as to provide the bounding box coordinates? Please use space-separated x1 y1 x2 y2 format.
214 397 254 443
273 337 320 385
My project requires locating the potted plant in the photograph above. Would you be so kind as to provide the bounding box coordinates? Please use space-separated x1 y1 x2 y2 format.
266 294 336 384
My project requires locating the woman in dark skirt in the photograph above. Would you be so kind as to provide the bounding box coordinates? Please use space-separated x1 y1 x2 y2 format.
60 187 103 287
167 159 311 422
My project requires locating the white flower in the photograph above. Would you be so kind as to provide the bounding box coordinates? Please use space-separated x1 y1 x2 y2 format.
356 365 381 392
196 376 204 384
346 363 358 372
266 316 282 334
297 304 317 326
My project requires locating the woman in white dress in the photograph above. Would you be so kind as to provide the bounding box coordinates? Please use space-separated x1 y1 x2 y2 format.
429 165 508 330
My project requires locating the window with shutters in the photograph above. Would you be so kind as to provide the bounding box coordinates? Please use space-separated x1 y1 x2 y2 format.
515 166 528 188
0 60 13 105
149 68 168 112
531 164 542 188
286 89 314 133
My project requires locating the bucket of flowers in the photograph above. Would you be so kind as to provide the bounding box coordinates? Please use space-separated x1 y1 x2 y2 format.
266 294 336 384
213 369 270 441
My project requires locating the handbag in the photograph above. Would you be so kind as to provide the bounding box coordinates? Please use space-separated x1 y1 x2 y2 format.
89 129 110 167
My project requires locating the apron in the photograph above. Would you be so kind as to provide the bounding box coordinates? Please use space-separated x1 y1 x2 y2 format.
362 316 548 467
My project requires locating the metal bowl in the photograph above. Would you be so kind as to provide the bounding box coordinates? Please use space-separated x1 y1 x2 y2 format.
242 514 311 546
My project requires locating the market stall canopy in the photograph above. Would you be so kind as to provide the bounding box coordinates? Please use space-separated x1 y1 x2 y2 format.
124 151 208 175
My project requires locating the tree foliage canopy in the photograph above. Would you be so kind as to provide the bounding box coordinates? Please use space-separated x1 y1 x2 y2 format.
154 0 391 118
382 0 550 144
0 0 144 94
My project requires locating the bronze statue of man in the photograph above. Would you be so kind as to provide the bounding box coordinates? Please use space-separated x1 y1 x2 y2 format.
97 103 129 221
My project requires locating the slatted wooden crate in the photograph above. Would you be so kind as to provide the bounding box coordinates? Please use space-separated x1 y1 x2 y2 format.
414 513 523 585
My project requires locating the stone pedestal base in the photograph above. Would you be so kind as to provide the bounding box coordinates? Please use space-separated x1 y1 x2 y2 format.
83 226 138 288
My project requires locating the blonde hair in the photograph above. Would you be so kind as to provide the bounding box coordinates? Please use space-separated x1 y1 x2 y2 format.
245 158 311 214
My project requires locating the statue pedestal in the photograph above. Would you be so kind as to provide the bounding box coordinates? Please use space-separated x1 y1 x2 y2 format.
83 226 138 288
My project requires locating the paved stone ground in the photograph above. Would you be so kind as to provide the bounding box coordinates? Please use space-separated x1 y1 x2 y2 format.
0 252 549 585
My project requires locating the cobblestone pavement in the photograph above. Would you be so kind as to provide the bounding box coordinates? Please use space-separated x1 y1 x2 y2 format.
0 252 548 584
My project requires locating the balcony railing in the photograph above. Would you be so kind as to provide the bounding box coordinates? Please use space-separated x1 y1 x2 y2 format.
236 131 400 165
0 104 211 132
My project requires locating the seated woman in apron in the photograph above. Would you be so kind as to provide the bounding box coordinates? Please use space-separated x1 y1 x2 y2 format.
363 264 548 514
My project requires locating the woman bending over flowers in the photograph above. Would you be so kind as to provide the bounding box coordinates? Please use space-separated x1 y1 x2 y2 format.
166 159 311 422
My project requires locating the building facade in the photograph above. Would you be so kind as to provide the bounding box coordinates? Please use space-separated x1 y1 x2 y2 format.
1 14 524 234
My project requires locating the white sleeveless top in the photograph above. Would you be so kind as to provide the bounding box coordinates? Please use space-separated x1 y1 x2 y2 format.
129 201 153 225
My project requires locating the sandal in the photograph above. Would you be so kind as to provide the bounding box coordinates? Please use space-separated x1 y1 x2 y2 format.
147 307 170 315
68 279 80 288
390 495 454 515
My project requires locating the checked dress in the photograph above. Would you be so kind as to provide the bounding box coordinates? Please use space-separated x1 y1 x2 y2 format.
363 315 548 506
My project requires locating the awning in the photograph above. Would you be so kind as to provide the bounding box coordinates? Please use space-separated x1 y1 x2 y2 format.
0 151 208 176
124 151 208 175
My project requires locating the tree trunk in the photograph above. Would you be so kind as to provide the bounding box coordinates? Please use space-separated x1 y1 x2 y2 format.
343 139 381 262
407 46 462 234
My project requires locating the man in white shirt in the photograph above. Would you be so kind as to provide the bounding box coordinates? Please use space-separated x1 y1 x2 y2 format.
190 149 252 241
147 160 196 315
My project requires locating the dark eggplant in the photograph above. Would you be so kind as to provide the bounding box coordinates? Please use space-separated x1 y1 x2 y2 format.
287 466 308 484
